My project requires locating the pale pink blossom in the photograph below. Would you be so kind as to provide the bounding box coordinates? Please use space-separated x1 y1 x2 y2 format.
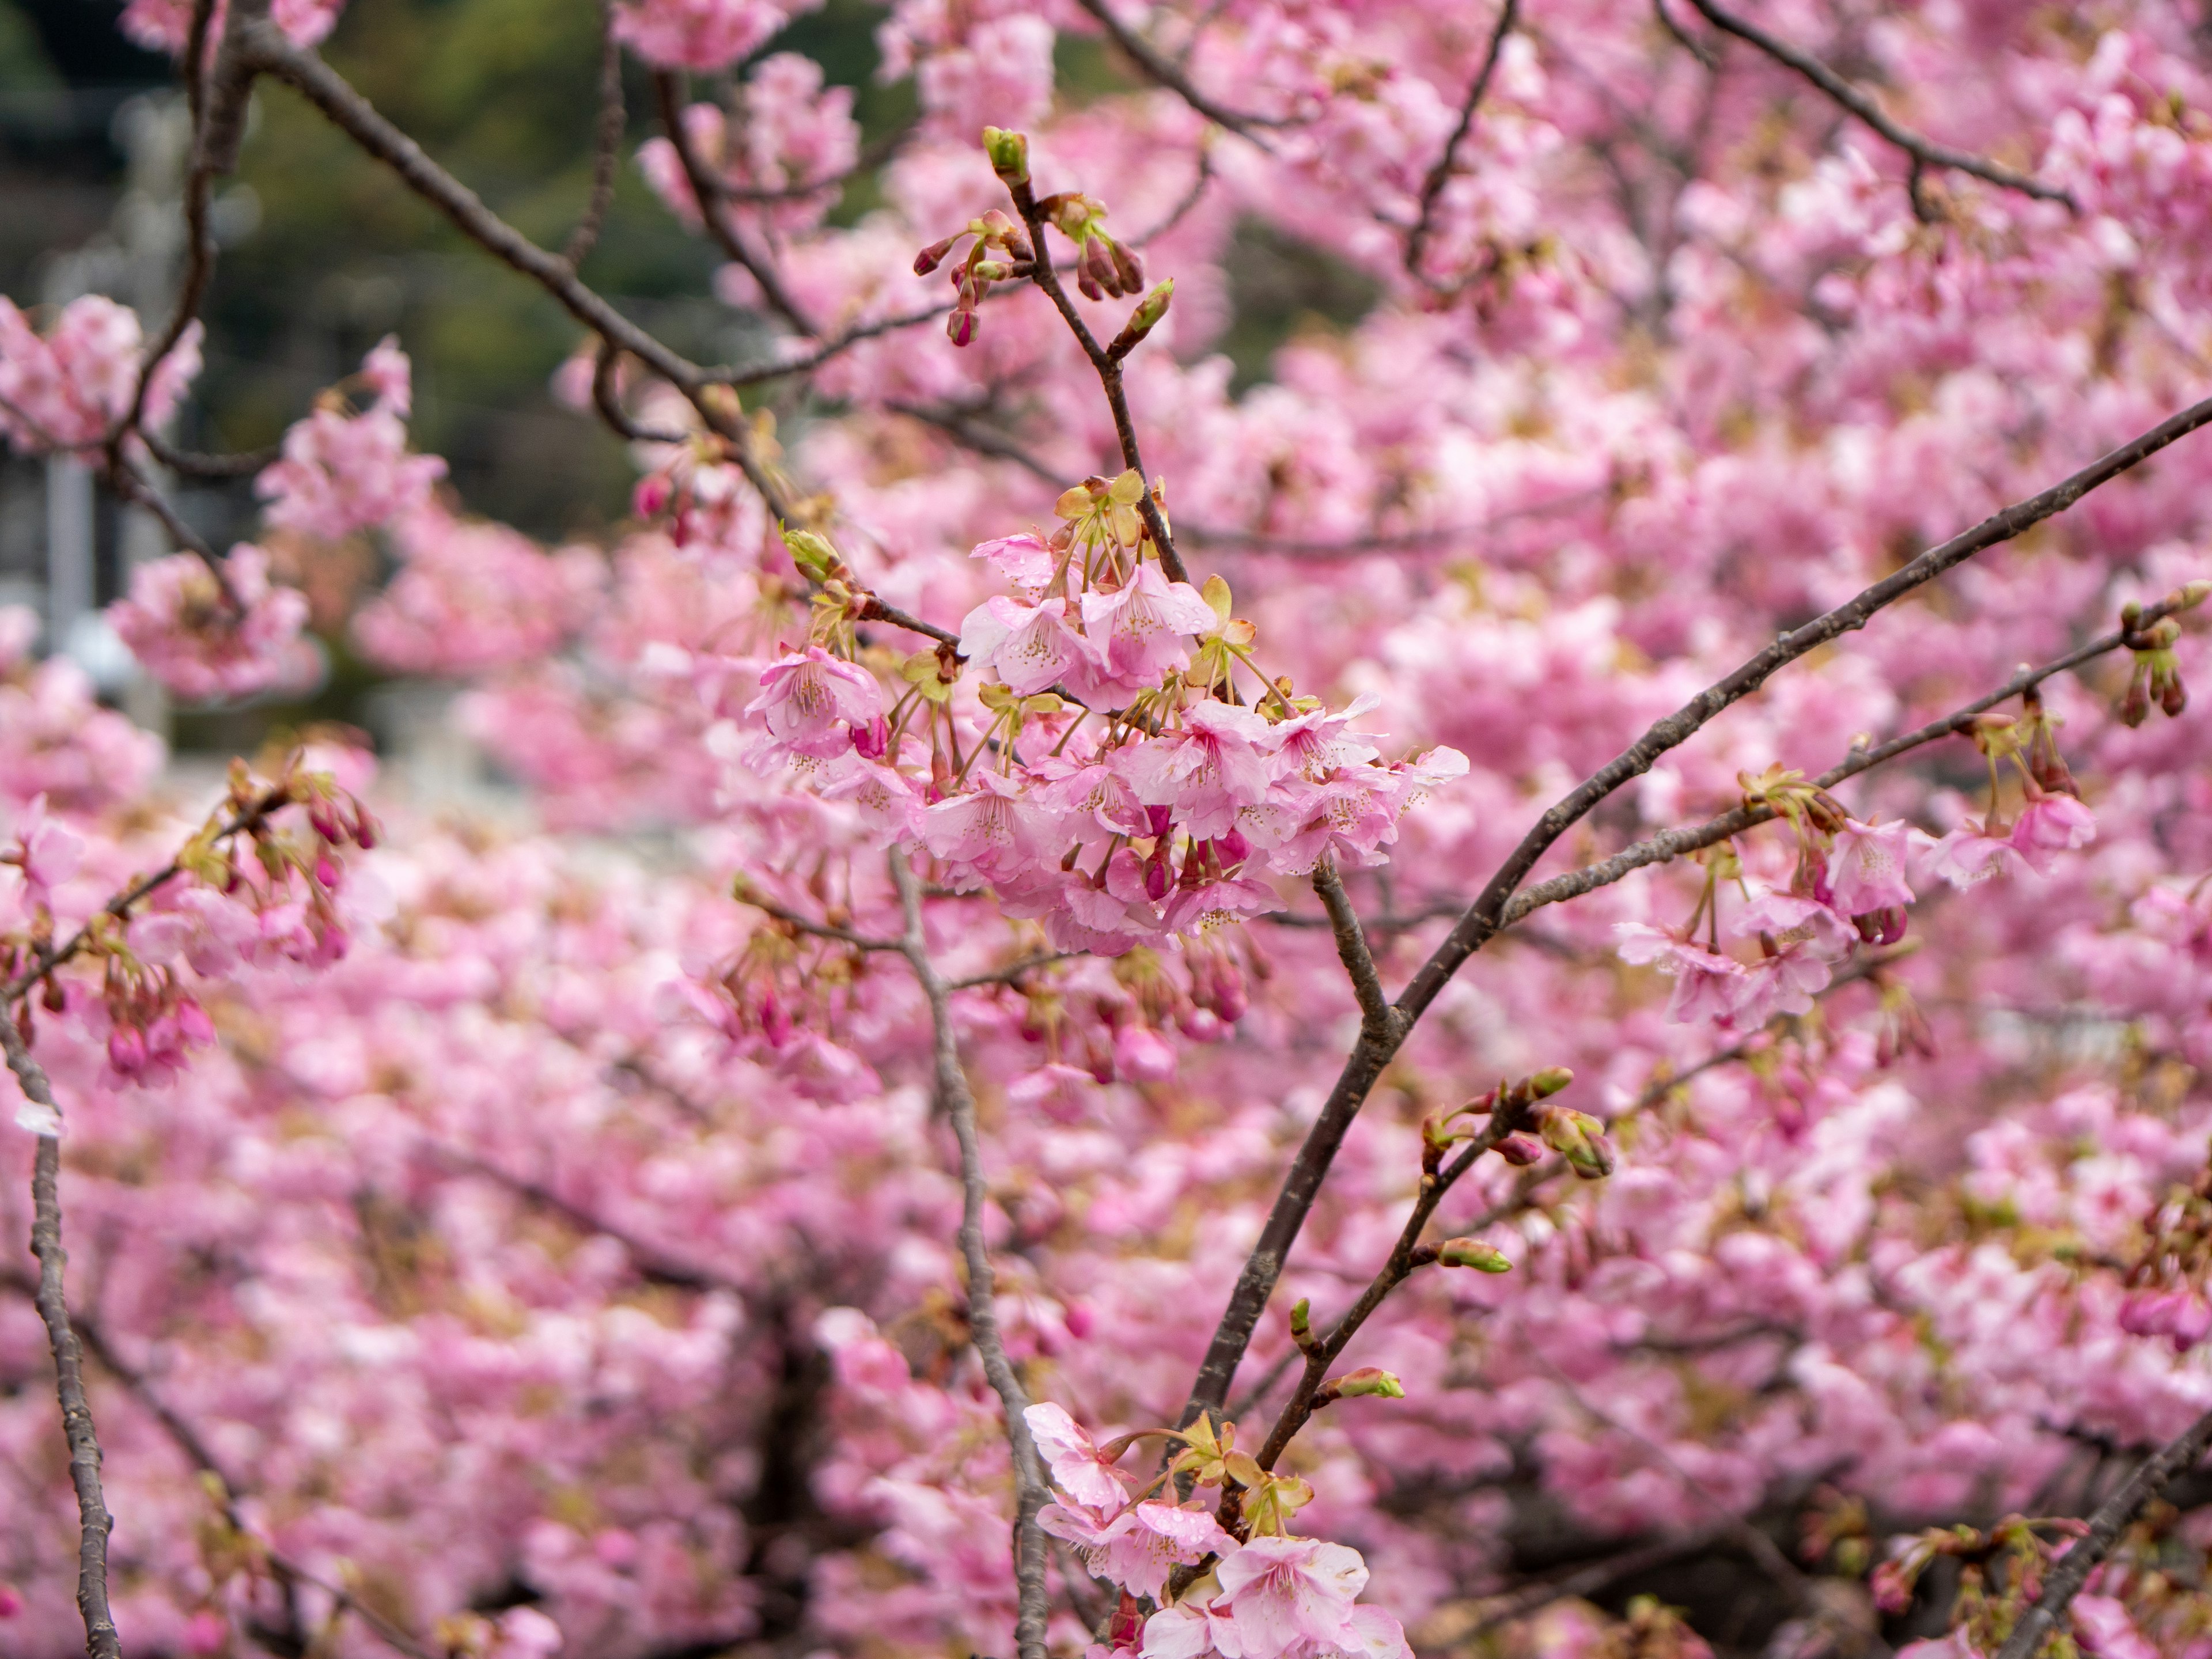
7 796 83 899
972 533 1058 590
1040 1501 1234 1600
612 0 808 70
2010 789 2096 874
959 596 1099 695
1024 1403 1134 1513
1825 818 1922 915
745 647 886 762
1075 566 1221 703
1923 823 2032 889
1729 892 1853 959
1213 1535 1370 1659
0 296 199 450
257 338 446 540
1615 924 1747 1024
1118 702 1278 840
109 544 315 702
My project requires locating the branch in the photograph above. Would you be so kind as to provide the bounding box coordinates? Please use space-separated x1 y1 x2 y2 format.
560 0 625 269
1 1024 121 1659
650 70 816 334
888 400 1063 484
1312 863 1400 1041
1181 388 2212 1422
1405 0 1520 281
1068 0 1287 143
1005 175 1193 584
1501 585 2206 928
890 853 1050 1659
1995 1406 2212 1659
1685 0 2076 212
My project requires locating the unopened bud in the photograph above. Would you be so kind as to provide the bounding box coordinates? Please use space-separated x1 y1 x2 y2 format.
1110 236 1144 294
1330 1367 1405 1400
2162 673 2189 717
1289 1297 1315 1350
1495 1131 1544 1166
1436 1238 1513 1272
982 126 1030 187
912 234 959 276
946 306 978 347
1528 1066 1574 1099
2177 579 2212 612
1109 279 1176 357
781 527 842 581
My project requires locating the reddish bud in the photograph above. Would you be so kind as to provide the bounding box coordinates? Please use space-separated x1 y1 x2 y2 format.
912 234 959 276
1495 1131 1544 1166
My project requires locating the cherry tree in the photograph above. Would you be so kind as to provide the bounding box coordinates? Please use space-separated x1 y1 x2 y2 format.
7 2 2212 1658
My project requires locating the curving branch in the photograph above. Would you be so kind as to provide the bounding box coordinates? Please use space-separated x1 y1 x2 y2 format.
1069 0 1287 143
890 853 1052 1659
1180 391 2212 1426
1404 0 1521 281
2 1025 121 1659
1003 176 1194 584
1995 1404 2212 1659
650 71 816 334
1685 0 2076 213
560 0 626 269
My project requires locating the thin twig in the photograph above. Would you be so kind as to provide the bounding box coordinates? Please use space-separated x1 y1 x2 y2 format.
889 400 1062 484
1005 174 1193 584
1069 0 1286 143
1685 0 2075 211
1405 0 1521 281
2 1024 121 1659
890 852 1051 1659
652 70 815 334
1312 863 1401 1042
560 0 626 269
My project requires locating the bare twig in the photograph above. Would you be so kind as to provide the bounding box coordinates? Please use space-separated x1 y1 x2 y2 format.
652 71 816 334
1995 1406 2212 1659
1005 175 1194 584
1405 0 1521 281
561 0 626 269
1312 863 1400 1042
890 853 1051 1659
889 400 1063 484
1135 147 1215 247
1685 0 2075 211
1 1025 121 1659
1069 0 1286 143
1180 395 2212 1426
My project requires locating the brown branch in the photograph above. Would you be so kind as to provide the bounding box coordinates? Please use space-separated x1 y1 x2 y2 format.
240 30 964 650
1685 0 2075 211
1501 584 2207 928
1995 1405 2212 1659
1180 393 2212 1425
1405 0 1520 281
705 304 957 388
890 853 1050 1659
142 431 281 478
1313 863 1401 1042
949 951 1075 991
560 0 626 269
1135 146 1214 247
1069 0 1287 143
1 1025 120 1659
888 400 1062 484
1005 175 1193 584
652 71 816 335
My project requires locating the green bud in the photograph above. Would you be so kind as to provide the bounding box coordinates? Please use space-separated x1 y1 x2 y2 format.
1289 1297 1313 1346
982 127 1030 187
1436 1238 1513 1272
782 527 841 581
1332 1367 1405 1400
1132 278 1174 332
2178 579 2212 611
1528 1066 1574 1099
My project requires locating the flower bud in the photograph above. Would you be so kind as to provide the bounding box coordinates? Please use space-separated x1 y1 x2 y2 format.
1436 1237 1513 1272
912 234 959 276
1109 279 1176 357
1528 1066 1574 1099
781 527 842 581
1109 236 1144 294
946 306 978 348
982 127 1030 187
1495 1131 1544 1166
2178 579 2212 611
1330 1367 1405 1399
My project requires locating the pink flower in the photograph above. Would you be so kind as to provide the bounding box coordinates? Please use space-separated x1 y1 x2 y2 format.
1923 822 2031 889
745 647 885 761
1162 874 1279 935
1729 892 1853 959
257 337 446 540
921 771 1051 885
1024 1403 1134 1513
959 596 1099 696
1725 946 1832 1028
109 544 315 703
1118 702 1279 840
9 795 84 898
1008 1063 1097 1124
1615 924 1745 1024
1040 1500 1234 1599
973 533 1058 590
1113 1022 1179 1082
1826 819 1921 915
0 296 199 450
1213 1535 1370 1659
1272 695 1383 781
2071 1594 2161 1659
2010 789 2096 874
612 0 801 71
1075 565 1220 702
